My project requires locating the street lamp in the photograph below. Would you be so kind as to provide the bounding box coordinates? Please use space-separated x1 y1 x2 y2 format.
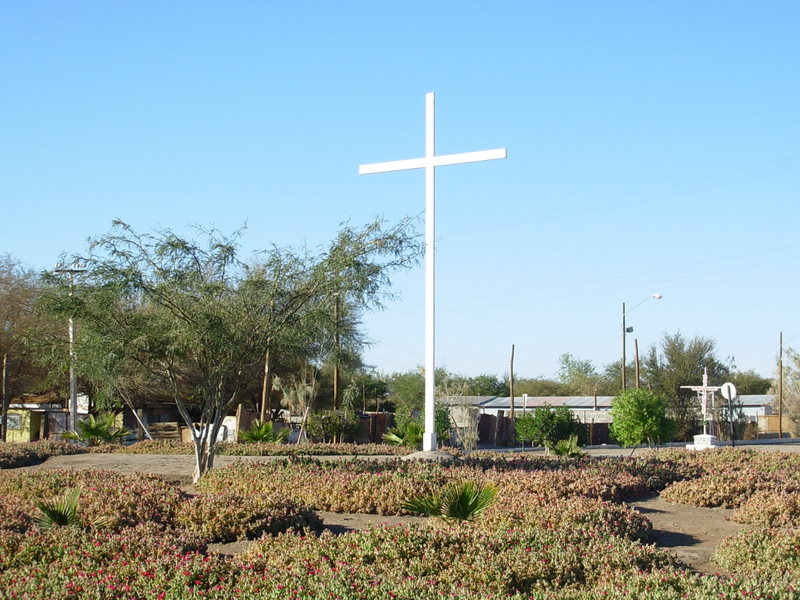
622 293 662 391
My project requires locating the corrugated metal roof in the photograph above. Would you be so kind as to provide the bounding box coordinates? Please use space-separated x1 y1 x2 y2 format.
438 394 776 410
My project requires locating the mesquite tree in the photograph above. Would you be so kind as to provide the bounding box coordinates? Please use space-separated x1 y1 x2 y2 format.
43 219 418 482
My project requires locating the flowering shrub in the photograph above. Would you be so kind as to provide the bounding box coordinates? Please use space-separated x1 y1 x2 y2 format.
660 469 799 508
732 490 800 527
480 496 652 541
0 440 86 469
0 495 33 533
176 492 322 542
237 524 678 597
714 527 800 576
95 439 412 456
0 469 183 530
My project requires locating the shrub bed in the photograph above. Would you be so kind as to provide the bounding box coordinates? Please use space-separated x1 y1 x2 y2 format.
713 526 800 577
176 492 322 542
732 490 800 527
0 469 183 530
660 470 799 509
0 440 86 469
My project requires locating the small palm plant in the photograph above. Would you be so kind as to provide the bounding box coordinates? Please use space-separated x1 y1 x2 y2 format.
238 420 290 443
549 434 587 458
34 488 113 530
402 481 498 522
63 413 129 446
34 488 82 530
383 419 424 448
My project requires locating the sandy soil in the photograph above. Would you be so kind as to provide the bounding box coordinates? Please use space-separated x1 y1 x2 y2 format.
20 452 749 573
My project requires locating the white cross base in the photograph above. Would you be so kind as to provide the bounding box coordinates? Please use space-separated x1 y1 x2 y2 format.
686 433 718 451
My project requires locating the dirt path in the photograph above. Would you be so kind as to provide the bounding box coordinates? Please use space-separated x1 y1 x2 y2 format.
19 453 742 572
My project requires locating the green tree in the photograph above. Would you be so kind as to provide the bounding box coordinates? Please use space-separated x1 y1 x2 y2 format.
515 405 586 451
610 389 674 449
773 348 800 434
41 219 418 482
640 332 729 441
387 370 425 417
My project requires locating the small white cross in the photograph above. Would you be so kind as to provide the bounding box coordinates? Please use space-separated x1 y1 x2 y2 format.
359 92 507 451
681 368 721 435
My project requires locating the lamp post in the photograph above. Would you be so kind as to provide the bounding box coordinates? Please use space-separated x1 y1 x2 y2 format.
54 262 86 433
621 294 662 391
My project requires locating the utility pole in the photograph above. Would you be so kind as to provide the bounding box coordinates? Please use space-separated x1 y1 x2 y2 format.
509 344 515 420
621 302 627 391
54 263 86 433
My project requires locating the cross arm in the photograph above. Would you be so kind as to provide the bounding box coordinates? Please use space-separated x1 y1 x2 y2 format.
359 148 507 175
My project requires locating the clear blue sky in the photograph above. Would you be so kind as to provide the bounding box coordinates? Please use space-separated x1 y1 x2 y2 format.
2 1 798 380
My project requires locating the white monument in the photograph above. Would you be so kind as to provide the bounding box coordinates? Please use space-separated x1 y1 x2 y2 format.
359 93 506 451
681 367 721 450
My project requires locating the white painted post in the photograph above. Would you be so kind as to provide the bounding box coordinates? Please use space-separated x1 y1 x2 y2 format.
359 93 506 451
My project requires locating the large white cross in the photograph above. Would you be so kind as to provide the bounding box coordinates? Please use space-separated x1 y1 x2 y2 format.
359 92 507 451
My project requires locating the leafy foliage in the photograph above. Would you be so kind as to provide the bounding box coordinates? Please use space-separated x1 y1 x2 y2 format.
402 481 498 522
238 420 289 443
515 405 587 450
551 435 587 458
305 410 361 443
62 413 129 446
33 487 82 530
383 418 424 448
610 389 675 447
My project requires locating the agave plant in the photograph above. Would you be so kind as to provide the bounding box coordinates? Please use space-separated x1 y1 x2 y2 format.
238 420 290 443
382 419 424 448
549 434 587 458
402 481 498 522
62 413 130 446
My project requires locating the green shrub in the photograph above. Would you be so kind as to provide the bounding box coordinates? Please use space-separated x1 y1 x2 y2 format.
402 481 497 522
305 410 361 443
383 418 424 448
62 413 129 446
516 406 587 450
610 389 675 448
238 420 289 443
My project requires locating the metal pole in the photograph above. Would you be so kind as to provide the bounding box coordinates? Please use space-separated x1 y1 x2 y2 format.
621 302 626 391
779 331 783 439
54 263 85 434
423 92 437 452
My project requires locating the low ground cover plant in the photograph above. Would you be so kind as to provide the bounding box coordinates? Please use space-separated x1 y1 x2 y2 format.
0 469 183 531
732 490 800 527
176 492 321 542
713 526 800 577
0 440 86 468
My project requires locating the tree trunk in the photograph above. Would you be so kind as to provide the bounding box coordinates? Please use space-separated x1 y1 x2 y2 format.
1 353 7 442
192 438 215 484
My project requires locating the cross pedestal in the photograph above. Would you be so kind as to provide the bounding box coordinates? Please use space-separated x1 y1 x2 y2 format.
359 93 506 451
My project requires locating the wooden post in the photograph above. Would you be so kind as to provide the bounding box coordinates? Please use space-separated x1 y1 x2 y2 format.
509 344 515 420
1 353 7 442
